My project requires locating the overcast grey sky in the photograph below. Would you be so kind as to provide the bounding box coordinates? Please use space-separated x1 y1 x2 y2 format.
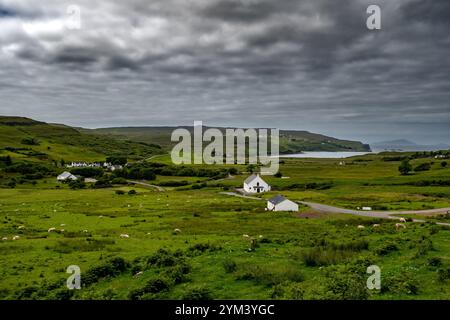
0 0 449 144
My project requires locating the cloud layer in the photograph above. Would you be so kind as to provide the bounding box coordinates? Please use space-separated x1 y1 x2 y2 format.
0 0 449 144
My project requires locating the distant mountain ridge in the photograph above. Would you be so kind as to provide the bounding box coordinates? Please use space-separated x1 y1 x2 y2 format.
87 126 371 153
371 139 450 152
0 116 371 156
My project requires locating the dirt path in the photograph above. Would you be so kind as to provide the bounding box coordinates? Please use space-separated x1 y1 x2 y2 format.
128 180 165 191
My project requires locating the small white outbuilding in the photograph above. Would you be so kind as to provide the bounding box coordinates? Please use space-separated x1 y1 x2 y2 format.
243 174 271 194
267 195 298 212
57 171 78 182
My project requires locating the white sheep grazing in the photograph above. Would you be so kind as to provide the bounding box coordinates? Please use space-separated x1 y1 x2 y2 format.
134 271 143 277
372 224 380 228
60 229 65 232
48 227 56 233
395 223 406 230
2 237 8 241
83 230 88 233
120 234 130 238
174 228 181 233
18 225 25 230
12 236 20 240
60 224 66 227
357 225 365 230
399 218 407 223
243 234 250 238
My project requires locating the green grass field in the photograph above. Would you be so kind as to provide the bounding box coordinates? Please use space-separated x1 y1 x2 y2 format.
1 150 449 300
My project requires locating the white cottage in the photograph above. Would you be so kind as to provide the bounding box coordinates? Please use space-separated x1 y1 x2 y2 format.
57 171 78 181
243 174 271 194
267 195 298 212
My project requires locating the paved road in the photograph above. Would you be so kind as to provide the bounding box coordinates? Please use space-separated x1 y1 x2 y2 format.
299 201 450 226
128 180 165 191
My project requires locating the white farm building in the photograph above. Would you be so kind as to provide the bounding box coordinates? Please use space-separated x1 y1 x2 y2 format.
57 171 78 181
267 195 298 212
243 174 271 194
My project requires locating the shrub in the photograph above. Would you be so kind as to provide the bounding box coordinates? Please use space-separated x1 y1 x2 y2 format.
188 242 221 255
128 189 137 195
115 190 125 195
414 163 431 172
437 268 450 281
427 257 442 267
271 281 305 300
83 257 129 286
441 161 448 168
223 259 237 273
111 177 127 184
143 277 172 294
182 286 212 300
323 265 369 300
382 272 419 295
301 248 352 266
274 171 283 178
70 167 103 178
398 160 412 175
375 242 398 256
68 180 86 189
164 262 191 284
147 249 184 267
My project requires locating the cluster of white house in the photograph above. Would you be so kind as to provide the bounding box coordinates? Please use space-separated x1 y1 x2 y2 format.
57 170 298 212
67 162 123 171
243 174 298 212
57 171 99 183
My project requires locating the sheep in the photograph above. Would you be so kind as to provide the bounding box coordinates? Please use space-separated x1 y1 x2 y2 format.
12 236 20 240
357 225 365 230
134 271 144 277
399 218 407 223
18 225 25 229
174 228 181 233
60 224 66 227
395 223 406 230
48 227 56 233
242 234 250 238
372 224 380 228
2 237 8 241
120 234 130 238
83 230 88 233
60 229 65 232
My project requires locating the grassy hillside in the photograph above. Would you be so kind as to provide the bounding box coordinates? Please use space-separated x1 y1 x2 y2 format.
1 116 449 300
0 116 164 164
86 126 371 153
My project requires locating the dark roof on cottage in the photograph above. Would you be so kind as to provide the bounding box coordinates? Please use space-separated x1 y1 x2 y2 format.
268 195 287 205
244 174 258 184
244 173 267 185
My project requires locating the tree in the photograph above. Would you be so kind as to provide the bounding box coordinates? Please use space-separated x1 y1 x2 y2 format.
106 156 127 166
442 161 448 168
399 160 412 175
60 159 65 167
414 163 431 172
4 155 12 166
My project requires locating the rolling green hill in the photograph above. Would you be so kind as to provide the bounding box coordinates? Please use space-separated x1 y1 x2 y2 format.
86 126 371 153
0 116 164 163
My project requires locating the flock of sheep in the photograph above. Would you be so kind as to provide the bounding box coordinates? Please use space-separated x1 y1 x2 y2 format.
357 217 408 230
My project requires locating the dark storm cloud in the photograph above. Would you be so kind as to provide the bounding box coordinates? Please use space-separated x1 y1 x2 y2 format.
0 0 449 144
